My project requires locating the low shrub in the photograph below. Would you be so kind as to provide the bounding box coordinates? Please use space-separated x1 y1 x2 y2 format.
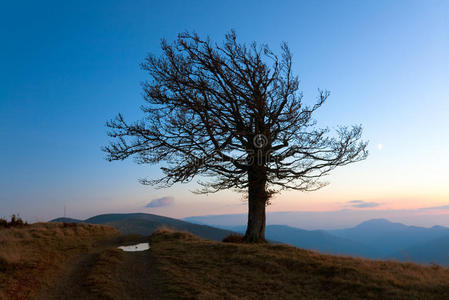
222 233 244 243
0 215 28 228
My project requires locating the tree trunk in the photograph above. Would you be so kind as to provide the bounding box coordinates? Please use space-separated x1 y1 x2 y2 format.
243 169 268 243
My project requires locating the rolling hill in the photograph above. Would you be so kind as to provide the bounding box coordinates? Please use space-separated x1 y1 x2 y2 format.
52 213 233 241
51 217 81 223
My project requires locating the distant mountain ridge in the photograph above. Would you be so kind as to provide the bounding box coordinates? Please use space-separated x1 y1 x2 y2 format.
327 218 449 258
185 215 449 265
218 224 375 257
51 217 82 223
52 214 449 266
389 233 449 265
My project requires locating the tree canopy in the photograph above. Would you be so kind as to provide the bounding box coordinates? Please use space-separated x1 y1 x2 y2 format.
104 31 368 242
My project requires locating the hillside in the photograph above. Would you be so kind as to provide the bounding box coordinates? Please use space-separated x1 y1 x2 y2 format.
0 222 118 299
52 213 234 241
2 224 449 299
149 228 449 299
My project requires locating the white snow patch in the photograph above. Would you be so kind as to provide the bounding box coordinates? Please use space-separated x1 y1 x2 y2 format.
118 242 150 252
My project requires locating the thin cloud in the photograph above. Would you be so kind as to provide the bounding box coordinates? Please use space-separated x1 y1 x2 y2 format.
145 196 174 208
347 200 381 208
419 204 449 210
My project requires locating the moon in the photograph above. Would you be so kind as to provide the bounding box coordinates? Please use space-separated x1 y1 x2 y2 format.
377 144 383 150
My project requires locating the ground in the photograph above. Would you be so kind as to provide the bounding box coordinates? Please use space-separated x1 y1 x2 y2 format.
1 223 449 299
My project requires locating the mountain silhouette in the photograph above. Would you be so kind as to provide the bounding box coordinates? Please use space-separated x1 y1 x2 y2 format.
52 213 233 241
327 218 449 258
389 234 449 265
53 214 449 265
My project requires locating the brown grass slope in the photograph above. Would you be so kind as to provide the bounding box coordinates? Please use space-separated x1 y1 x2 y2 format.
150 228 449 300
0 222 118 299
2 223 449 299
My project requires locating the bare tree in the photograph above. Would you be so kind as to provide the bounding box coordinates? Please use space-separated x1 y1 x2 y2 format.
104 31 368 242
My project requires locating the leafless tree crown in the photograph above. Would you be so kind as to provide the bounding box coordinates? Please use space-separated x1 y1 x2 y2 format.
104 31 368 197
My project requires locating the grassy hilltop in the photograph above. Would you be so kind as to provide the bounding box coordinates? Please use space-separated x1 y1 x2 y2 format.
2 223 449 299
151 229 449 299
0 222 119 299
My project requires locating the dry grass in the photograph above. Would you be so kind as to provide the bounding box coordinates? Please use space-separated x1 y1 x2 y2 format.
0 222 118 299
3 223 449 299
150 228 449 300
85 248 125 299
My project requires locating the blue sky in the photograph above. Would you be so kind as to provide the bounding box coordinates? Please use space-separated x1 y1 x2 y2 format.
1 0 448 224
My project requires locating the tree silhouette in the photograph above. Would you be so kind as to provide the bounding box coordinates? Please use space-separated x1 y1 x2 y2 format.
104 31 368 242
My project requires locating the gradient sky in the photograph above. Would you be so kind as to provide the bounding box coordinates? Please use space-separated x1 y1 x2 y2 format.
1 0 448 224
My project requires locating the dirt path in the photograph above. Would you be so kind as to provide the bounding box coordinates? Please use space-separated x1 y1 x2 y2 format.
34 237 161 299
115 251 160 299
35 249 101 299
